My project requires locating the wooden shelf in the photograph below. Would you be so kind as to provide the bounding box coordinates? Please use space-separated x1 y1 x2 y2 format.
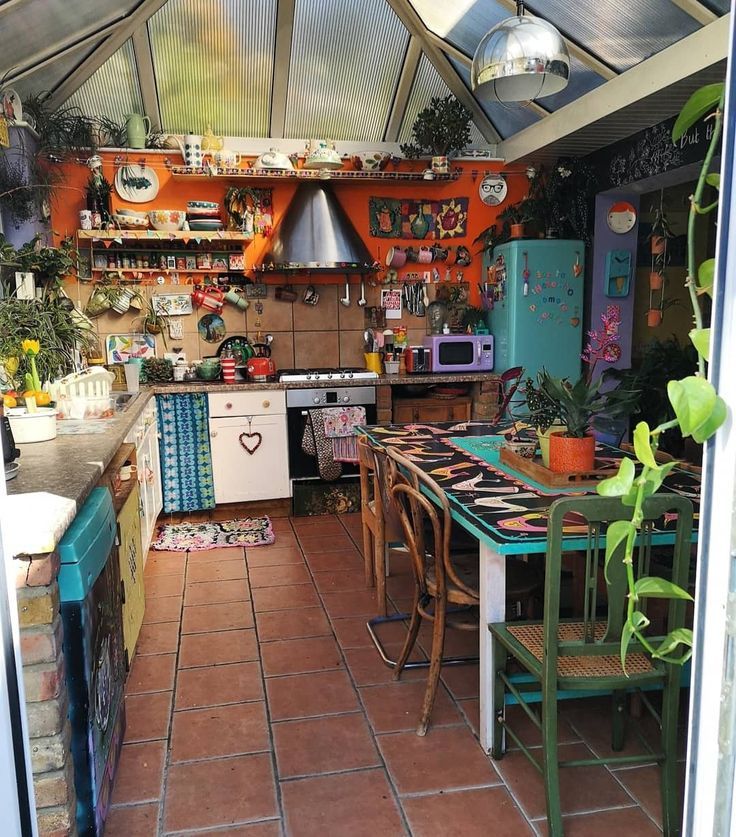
168 166 461 183
77 230 254 242
90 267 235 274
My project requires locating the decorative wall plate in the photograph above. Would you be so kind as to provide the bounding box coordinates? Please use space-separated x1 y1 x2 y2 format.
114 164 160 203
478 173 507 206
198 314 226 343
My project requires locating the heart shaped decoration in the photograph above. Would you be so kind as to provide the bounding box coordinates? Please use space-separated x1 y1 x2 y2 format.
239 432 262 455
570 317 580 327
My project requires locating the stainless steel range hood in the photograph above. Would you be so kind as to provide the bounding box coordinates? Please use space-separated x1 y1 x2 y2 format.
260 183 374 273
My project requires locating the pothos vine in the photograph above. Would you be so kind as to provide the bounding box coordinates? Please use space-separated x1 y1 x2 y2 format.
596 83 727 670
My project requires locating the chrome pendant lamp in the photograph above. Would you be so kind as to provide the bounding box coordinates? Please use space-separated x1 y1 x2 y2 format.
471 1 570 103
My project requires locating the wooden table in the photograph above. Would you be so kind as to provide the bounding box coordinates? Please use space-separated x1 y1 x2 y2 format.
360 419 701 753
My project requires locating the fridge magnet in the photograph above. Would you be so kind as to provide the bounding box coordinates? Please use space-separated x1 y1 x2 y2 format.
106 333 156 364
573 252 583 277
381 288 402 319
604 250 632 297
152 294 193 316
198 313 226 343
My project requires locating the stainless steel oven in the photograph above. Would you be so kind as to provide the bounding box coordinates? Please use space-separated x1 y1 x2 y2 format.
286 386 377 481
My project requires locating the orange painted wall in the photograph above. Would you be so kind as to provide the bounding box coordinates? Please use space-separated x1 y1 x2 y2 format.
51 151 529 303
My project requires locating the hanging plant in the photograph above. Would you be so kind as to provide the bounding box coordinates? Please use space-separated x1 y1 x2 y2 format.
400 95 472 158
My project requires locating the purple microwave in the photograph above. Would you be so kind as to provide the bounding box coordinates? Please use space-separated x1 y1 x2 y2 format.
423 334 494 372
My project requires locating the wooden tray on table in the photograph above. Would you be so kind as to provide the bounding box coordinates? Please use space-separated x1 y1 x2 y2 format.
499 446 619 488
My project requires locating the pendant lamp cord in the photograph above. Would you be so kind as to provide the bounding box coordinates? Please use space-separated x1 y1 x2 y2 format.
516 0 524 17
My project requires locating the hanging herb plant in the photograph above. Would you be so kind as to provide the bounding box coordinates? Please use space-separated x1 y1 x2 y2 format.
400 95 472 158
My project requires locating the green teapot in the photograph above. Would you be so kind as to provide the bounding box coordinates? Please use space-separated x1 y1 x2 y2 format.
125 113 151 149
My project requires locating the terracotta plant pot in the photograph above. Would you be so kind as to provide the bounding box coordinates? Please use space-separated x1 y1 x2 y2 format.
649 271 664 291
647 308 663 327
537 424 567 468
548 431 596 473
650 236 666 255
510 223 525 239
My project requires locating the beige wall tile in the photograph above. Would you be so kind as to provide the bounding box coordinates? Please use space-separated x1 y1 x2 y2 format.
337 282 368 330
247 298 293 331
339 331 365 368
174 331 202 363
267 332 295 371
294 331 339 368
294 285 337 331
218 302 248 335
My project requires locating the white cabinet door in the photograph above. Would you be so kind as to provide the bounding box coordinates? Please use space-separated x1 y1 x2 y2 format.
210 414 289 503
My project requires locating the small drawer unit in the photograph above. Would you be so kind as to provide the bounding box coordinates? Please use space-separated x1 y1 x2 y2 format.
208 390 289 503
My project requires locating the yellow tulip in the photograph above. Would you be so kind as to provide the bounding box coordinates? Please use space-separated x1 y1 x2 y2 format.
22 339 40 356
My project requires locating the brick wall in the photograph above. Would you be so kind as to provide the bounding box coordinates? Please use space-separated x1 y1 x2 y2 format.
15 552 77 837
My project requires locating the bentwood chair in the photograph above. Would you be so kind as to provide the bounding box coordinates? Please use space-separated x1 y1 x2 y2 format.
386 447 543 736
490 494 694 836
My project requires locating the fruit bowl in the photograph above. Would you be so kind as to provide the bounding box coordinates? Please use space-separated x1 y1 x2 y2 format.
148 209 186 231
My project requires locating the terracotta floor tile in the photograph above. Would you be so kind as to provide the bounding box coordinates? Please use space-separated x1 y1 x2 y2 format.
147 548 185 560
145 574 184 598
378 725 500 795
303 549 363 573
179 629 259 668
402 786 533 837
184 578 250 606
441 664 479 700
280 769 405 837
181 600 254 633
171 701 270 762
260 636 343 677
110 740 166 804
256 534 299 550
360 680 463 734
274 712 380 778
175 661 264 710
186 546 246 562
321 588 384 618
105 803 158 837
187 561 247 583
136 621 179 656
330 615 409 649
297 533 356 553
460 698 481 737
124 691 172 743
187 823 282 837
256 607 331 642
611 762 685 828
144 555 186 577
499 703 580 750
266 670 359 721
249 564 313 588
492 742 634 820
386 573 417 599
141 595 182 624
164 753 278 832
343 644 426 687
312 569 369 594
418 624 479 658
252 583 320 613
292 515 342 531
246 547 305 569
554 806 662 837
126 653 176 695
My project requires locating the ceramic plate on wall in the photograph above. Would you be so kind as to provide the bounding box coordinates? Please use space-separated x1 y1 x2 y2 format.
198 314 226 343
114 165 160 203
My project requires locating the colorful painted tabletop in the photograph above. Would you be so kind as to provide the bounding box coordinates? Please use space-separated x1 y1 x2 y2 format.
360 420 701 555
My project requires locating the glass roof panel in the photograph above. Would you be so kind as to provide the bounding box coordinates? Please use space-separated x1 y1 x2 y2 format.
13 44 98 101
66 40 143 125
284 0 408 141
537 55 605 111
524 0 701 72
399 55 489 148
409 0 507 57
149 0 276 136
699 0 729 12
449 58 539 140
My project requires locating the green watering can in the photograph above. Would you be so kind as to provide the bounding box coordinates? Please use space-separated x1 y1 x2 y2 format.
125 113 151 149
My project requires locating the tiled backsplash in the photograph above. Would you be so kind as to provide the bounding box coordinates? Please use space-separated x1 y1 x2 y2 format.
73 280 441 370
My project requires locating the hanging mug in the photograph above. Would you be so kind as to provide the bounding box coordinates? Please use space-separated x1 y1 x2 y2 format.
386 247 407 268
417 246 433 264
432 245 448 262
406 247 418 263
110 287 136 314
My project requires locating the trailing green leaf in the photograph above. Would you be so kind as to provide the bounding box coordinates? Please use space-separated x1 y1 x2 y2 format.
621 611 650 674
705 173 720 190
634 576 693 600
667 376 717 437
604 520 635 582
697 258 715 297
691 394 727 443
653 628 694 664
633 422 660 470
597 457 635 498
671 83 724 142
690 328 711 360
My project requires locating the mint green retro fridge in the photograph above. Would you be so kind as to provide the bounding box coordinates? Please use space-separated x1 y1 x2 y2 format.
486 239 585 383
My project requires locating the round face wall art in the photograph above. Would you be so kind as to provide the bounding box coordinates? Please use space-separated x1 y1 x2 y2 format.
478 174 508 206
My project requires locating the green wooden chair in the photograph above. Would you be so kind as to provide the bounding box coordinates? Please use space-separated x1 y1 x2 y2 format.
489 494 694 837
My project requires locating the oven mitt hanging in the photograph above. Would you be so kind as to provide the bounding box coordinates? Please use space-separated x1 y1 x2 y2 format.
302 410 342 481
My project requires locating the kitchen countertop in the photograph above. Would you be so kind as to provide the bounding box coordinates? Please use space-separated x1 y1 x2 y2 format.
5 371 498 556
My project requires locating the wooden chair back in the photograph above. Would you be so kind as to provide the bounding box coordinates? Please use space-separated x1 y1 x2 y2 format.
357 435 403 542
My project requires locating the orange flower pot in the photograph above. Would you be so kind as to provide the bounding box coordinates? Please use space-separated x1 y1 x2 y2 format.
510 223 525 239
649 271 664 291
647 308 663 327
650 235 666 255
548 431 596 473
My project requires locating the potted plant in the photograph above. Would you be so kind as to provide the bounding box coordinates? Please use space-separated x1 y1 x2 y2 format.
136 297 168 347
498 201 533 239
400 95 472 170
540 305 624 473
524 375 564 467
647 205 674 255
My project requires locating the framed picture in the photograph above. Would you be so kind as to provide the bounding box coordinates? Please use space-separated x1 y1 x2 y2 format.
106 333 156 364
151 293 193 316
212 256 228 269
381 288 402 319
185 255 197 270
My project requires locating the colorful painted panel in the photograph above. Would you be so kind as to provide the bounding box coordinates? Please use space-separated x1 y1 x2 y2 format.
369 197 469 239
106 334 156 364
361 421 700 555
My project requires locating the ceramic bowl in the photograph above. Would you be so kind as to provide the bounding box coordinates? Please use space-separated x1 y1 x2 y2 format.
196 359 221 380
189 220 223 231
113 213 149 229
148 209 186 231
505 440 537 459
352 151 389 171
187 200 219 211
116 208 148 219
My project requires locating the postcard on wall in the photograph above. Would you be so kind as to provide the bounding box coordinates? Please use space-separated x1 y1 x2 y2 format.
151 293 193 316
381 288 402 320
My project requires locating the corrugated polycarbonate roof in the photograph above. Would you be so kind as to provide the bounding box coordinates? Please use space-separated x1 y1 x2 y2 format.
2 0 729 149
285 0 408 141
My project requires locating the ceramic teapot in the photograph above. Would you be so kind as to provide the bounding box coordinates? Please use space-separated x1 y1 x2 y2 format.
173 133 203 168
125 113 151 149
304 139 341 170
201 124 224 153
213 148 242 168
254 148 294 170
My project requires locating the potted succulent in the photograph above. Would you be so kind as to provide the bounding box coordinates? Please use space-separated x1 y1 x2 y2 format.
136 297 168 346
400 95 472 169
498 201 533 239
524 375 564 467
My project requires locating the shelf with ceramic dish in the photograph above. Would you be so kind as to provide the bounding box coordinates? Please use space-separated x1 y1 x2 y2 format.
76 230 254 242
168 166 461 183
89 267 238 275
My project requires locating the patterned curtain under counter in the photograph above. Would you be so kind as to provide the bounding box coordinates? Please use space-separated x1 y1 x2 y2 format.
156 393 215 513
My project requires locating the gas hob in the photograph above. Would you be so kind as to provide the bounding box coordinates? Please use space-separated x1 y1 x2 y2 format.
279 368 379 383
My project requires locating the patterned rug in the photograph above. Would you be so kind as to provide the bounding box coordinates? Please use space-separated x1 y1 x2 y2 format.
152 517 275 551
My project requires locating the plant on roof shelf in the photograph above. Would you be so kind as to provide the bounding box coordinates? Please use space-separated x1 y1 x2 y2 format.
593 82 727 673
497 200 533 239
400 95 472 160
